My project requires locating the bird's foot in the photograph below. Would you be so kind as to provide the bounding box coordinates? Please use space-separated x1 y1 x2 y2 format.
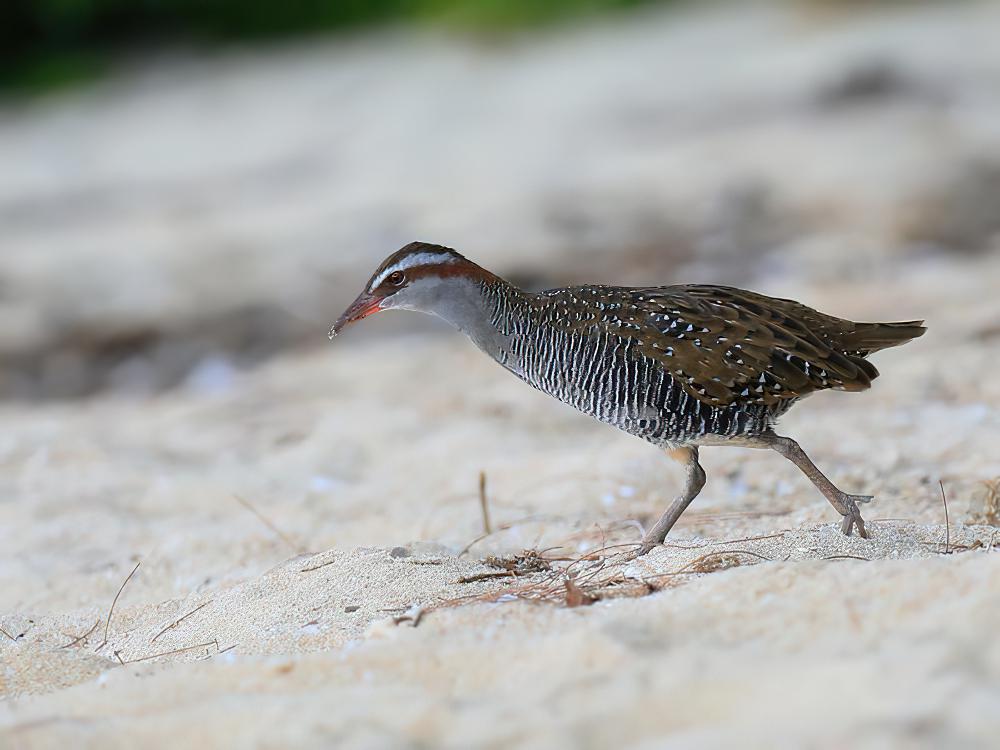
606 543 650 563
837 494 873 539
636 542 656 558
634 530 668 558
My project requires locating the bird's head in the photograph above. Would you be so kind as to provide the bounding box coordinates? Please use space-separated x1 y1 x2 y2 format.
330 242 491 337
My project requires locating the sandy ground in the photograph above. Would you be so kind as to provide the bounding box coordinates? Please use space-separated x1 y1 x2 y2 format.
2 2 1000 748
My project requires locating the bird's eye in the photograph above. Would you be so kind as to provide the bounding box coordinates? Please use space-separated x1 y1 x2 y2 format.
388 271 405 286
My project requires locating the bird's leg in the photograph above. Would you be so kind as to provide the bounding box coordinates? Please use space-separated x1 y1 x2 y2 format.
746 433 872 538
638 447 706 556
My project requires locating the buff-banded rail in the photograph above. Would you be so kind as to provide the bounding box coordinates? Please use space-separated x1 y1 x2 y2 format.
332 242 925 554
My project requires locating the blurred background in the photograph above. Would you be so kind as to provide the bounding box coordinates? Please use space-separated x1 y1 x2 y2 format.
2 1 1000 740
1 0 998 401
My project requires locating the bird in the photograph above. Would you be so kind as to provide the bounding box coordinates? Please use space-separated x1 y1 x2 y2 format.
331 242 925 554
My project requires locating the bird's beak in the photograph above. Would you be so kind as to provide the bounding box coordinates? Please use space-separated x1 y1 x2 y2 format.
329 292 383 338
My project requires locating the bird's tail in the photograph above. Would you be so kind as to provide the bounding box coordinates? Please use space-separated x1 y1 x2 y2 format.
842 320 926 356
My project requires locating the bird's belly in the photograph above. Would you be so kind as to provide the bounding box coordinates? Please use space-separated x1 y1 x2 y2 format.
505 330 767 446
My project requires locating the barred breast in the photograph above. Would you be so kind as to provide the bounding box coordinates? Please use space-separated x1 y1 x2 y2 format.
479 282 773 447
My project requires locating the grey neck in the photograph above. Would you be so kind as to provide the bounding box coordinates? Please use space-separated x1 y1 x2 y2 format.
429 278 516 361
389 274 524 364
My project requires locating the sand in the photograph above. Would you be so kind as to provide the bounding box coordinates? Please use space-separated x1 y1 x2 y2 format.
2 2 1000 748
3 277 999 746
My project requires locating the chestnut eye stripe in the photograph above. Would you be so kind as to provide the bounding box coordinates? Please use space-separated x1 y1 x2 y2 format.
371 252 457 288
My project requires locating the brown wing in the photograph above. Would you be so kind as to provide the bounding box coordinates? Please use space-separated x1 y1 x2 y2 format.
542 284 890 408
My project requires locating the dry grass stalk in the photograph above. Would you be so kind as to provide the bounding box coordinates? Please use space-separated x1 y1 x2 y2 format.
60 620 100 649
484 550 552 575
118 639 221 665
299 554 338 573
150 601 212 644
435 542 775 620
478 471 492 535
939 480 951 554
98 560 141 649
233 494 301 553
455 571 517 584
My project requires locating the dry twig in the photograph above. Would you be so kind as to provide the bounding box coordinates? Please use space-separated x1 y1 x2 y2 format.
426 537 790 622
939 480 951 554
299 557 337 573
99 560 140 649
455 571 516 584
120 639 220 665
478 471 492 535
484 549 553 575
234 494 300 552
150 601 212 644
61 620 100 649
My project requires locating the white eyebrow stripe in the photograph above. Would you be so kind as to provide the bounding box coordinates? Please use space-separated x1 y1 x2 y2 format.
372 252 456 287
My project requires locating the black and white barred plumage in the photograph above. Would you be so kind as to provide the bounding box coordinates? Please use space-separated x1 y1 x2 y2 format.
479 280 773 447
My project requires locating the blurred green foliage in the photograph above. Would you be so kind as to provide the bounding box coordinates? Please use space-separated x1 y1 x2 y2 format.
0 0 660 94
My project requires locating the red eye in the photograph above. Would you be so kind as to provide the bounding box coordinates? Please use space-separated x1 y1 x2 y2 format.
388 271 405 286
